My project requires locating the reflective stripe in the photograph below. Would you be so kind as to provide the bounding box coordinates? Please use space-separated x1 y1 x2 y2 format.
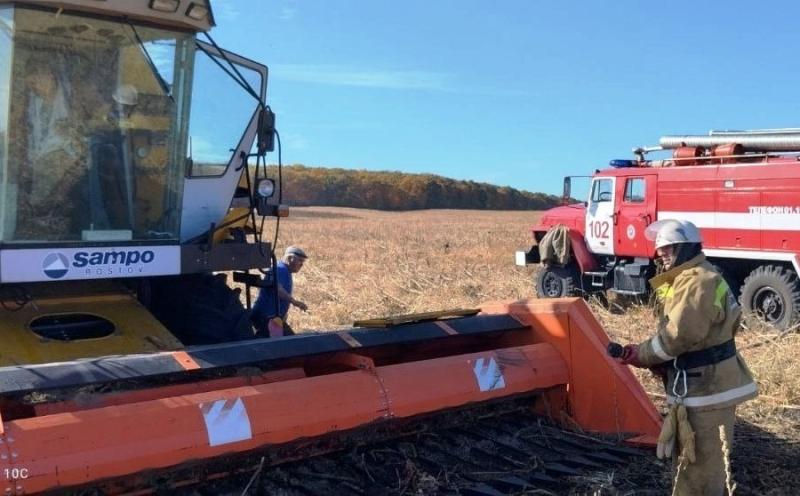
667 381 758 408
656 284 674 300
651 335 674 361
714 280 729 309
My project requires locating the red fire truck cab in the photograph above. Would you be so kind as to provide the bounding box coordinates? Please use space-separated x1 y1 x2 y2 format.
517 130 800 330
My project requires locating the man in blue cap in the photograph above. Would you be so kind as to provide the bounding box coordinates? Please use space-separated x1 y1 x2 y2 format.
252 246 308 336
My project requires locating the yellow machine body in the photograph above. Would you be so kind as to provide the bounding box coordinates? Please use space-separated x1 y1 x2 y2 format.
0 283 181 366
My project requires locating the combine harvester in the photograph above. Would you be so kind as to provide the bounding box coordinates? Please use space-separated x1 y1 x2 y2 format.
0 1 660 494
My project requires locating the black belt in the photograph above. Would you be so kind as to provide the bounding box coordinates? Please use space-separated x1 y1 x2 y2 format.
675 339 736 370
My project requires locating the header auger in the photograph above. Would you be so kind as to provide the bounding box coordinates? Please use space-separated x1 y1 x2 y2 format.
1 299 659 494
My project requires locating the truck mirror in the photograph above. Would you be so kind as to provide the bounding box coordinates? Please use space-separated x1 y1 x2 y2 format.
257 107 276 154
562 177 571 202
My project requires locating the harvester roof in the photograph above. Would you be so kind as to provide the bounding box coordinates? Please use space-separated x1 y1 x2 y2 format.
10 0 215 31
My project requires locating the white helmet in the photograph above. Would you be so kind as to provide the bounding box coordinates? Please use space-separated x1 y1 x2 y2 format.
644 219 702 250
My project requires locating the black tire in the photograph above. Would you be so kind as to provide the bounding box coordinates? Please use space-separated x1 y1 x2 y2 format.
536 264 579 298
739 265 800 330
149 273 254 345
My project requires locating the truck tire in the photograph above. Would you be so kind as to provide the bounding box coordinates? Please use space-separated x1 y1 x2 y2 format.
739 265 800 330
149 273 254 345
536 264 578 298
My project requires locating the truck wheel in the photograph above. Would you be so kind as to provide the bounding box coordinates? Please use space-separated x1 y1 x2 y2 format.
149 273 254 345
739 265 800 330
536 264 578 298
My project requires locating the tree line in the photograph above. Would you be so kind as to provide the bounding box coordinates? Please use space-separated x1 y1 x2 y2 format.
261 164 561 211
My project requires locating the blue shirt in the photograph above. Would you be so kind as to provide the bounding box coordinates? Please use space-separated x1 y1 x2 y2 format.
253 261 292 319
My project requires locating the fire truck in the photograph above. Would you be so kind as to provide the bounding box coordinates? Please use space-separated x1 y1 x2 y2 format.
516 129 800 330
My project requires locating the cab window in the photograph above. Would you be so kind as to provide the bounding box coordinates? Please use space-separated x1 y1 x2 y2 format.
590 178 613 203
624 178 645 203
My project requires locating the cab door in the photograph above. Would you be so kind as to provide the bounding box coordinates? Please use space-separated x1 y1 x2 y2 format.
585 177 615 255
180 41 268 241
614 175 657 257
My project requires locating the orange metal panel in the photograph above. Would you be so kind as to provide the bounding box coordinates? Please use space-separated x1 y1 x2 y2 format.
2 343 567 494
481 298 662 443
380 346 567 418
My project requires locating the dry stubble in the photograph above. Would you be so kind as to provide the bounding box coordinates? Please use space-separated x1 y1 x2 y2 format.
244 206 799 493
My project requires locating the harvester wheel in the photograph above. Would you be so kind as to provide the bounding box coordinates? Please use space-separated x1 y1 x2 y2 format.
536 264 578 298
740 265 800 330
149 273 254 345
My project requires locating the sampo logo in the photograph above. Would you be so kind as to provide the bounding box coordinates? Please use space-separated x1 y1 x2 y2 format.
42 253 70 279
41 250 157 279
72 250 156 268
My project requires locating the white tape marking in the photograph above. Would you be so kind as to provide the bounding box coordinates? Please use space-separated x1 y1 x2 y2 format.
472 357 506 392
200 397 253 447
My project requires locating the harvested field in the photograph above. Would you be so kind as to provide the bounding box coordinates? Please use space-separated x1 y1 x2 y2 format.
233 206 799 495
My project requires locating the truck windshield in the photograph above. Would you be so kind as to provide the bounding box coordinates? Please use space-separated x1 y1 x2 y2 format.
0 6 193 243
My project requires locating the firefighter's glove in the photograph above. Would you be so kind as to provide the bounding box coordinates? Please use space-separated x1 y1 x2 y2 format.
619 344 644 368
676 404 696 464
657 404 677 459
657 404 696 463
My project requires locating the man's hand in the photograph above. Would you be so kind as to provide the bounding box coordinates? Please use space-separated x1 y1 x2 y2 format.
292 299 308 312
620 344 644 368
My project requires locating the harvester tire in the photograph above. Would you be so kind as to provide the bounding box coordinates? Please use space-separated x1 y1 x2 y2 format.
149 273 254 345
740 265 800 331
536 264 578 298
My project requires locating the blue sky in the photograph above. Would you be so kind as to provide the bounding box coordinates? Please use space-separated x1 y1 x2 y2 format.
209 0 800 195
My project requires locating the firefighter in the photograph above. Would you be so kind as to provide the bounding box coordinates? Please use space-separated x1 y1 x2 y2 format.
617 219 757 496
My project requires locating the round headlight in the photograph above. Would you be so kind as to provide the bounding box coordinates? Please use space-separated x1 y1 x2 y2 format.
257 179 275 198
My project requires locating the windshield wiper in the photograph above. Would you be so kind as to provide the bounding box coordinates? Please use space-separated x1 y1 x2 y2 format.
125 20 174 103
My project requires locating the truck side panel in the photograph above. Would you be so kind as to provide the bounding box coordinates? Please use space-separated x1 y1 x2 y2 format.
656 168 718 247
717 191 761 249
761 190 800 252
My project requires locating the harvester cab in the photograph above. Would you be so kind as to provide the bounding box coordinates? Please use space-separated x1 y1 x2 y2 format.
0 2 662 494
0 0 282 363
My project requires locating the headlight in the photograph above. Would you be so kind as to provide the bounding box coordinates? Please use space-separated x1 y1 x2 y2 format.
257 178 276 198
